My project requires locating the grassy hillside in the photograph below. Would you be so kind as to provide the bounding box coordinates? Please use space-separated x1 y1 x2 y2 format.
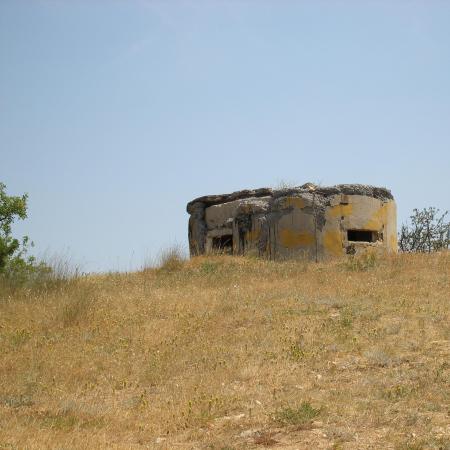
0 252 449 449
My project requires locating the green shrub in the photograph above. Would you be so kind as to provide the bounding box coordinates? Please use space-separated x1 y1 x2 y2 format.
274 401 321 426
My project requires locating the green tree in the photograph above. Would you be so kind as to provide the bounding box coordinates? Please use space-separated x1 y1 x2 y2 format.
0 182 38 275
398 207 450 253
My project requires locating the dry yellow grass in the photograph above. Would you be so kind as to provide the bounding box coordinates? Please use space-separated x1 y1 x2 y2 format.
0 252 449 449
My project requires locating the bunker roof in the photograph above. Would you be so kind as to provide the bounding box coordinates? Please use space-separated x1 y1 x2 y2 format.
187 183 393 214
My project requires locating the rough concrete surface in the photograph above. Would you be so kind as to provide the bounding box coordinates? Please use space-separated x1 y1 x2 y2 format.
187 183 397 260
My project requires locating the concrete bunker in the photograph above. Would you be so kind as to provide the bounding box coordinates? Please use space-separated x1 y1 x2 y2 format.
187 183 397 260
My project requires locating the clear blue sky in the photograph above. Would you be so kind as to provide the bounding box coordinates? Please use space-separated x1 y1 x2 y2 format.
1 1 449 272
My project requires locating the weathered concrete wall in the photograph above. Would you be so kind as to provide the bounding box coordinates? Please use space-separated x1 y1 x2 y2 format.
187 183 397 260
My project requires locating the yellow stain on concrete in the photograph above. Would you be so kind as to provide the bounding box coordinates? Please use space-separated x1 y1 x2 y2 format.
328 203 353 218
323 230 343 256
246 229 260 242
364 202 393 230
282 197 305 209
280 228 315 248
389 233 398 252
